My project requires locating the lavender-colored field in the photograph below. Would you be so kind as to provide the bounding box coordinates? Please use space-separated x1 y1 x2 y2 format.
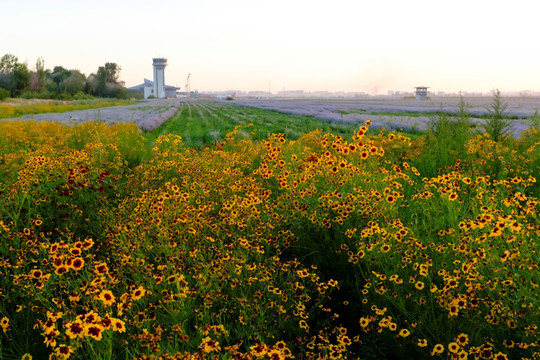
5 96 538 138
4 99 187 131
230 97 539 137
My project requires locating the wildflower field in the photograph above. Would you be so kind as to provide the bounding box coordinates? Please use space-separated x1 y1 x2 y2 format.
0 98 133 119
0 100 539 360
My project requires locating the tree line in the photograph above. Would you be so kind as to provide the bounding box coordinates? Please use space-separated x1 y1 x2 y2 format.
0 54 134 100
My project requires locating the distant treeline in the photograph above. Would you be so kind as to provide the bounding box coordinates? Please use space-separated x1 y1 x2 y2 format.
0 54 140 100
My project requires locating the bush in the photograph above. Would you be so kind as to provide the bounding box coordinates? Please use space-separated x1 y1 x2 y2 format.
483 89 511 142
72 91 94 100
0 87 9 101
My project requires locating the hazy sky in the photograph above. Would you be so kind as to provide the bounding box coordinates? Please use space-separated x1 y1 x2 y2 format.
3 0 539 94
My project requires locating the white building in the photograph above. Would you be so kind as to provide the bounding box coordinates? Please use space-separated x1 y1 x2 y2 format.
128 58 180 99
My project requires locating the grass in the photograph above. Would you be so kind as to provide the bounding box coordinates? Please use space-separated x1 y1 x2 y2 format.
145 100 376 149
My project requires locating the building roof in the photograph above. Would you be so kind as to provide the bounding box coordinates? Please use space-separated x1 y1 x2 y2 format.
128 78 180 91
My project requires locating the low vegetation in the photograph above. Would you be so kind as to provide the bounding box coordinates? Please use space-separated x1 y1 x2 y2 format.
0 99 538 359
0 98 134 119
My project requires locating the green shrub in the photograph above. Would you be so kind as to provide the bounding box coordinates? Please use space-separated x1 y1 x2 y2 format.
483 89 511 142
0 87 9 101
527 109 540 130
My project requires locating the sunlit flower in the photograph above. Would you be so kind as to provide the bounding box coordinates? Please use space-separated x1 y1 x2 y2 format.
65 320 84 339
418 339 428 347
111 318 126 333
84 324 104 341
431 344 444 356
455 333 469 347
448 342 460 353
493 352 508 360
131 285 146 301
0 317 9 333
398 329 410 338
54 344 73 359
98 290 115 306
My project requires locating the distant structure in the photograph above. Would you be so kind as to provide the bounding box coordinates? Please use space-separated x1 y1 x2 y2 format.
128 58 180 99
414 86 429 100
152 58 167 98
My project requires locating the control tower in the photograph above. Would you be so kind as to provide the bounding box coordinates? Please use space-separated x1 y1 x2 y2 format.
152 58 168 99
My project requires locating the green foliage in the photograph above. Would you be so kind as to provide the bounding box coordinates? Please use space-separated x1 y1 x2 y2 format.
145 100 362 148
483 89 511 142
527 109 540 130
408 97 472 177
0 87 9 101
0 54 129 100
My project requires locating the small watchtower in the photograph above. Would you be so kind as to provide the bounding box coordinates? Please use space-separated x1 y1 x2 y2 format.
414 86 429 100
152 58 168 99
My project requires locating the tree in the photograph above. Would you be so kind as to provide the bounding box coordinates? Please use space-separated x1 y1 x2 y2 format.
483 89 511 142
51 66 71 86
29 57 46 93
0 54 18 73
0 54 30 96
0 54 18 93
60 70 86 96
93 62 125 98
97 62 122 85
12 62 30 96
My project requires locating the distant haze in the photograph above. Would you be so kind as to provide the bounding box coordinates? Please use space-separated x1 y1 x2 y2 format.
3 0 540 94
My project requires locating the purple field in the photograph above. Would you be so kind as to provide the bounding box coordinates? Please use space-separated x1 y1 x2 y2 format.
229 96 539 137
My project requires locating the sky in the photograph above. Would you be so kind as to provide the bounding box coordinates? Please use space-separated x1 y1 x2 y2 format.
3 0 540 94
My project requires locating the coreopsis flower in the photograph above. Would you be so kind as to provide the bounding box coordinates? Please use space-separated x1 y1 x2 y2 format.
398 329 411 338
111 318 126 333
54 344 73 359
431 344 444 356
448 342 460 354
0 317 9 333
84 324 104 341
199 336 221 353
98 290 115 306
65 320 84 339
455 333 469 347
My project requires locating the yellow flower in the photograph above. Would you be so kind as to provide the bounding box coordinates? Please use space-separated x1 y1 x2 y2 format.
448 342 460 353
199 336 221 353
0 317 9 333
430 344 444 356
398 329 410 338
84 324 104 341
65 320 84 339
131 286 146 301
455 333 469 346
418 339 428 347
98 290 115 306
111 318 126 333
54 345 73 359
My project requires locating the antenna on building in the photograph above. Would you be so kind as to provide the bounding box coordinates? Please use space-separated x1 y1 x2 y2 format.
186 73 191 98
